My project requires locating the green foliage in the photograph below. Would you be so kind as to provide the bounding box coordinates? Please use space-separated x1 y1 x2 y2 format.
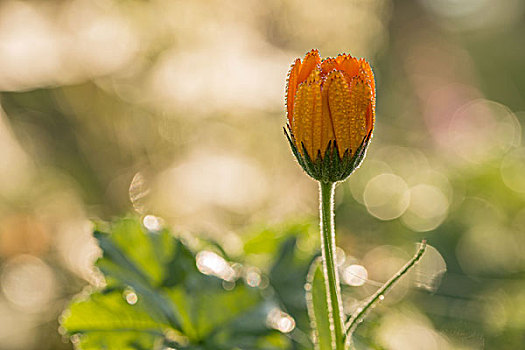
242 221 317 341
60 217 431 350
62 291 164 350
268 236 313 334
61 217 294 349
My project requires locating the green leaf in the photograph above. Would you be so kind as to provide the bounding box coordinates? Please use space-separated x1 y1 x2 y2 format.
61 217 291 349
94 218 178 288
165 282 261 341
306 257 334 350
61 290 166 350
93 220 183 329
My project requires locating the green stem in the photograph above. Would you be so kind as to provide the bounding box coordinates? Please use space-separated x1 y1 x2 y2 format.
344 240 427 348
319 181 344 349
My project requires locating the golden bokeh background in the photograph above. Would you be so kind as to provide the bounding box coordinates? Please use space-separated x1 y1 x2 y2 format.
1 0 525 348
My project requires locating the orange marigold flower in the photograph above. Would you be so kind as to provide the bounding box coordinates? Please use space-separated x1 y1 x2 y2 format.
284 49 375 182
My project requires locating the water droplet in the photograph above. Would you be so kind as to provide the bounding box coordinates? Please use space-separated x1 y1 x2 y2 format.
124 289 138 305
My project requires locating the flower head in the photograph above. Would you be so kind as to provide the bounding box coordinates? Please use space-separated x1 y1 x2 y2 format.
284 49 375 182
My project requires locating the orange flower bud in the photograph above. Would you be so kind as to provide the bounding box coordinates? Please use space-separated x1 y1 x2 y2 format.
284 50 376 182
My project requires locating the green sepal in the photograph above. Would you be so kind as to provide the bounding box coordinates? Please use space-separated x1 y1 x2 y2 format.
284 126 372 183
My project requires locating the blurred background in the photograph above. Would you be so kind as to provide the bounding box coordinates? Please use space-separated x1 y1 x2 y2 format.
1 0 524 348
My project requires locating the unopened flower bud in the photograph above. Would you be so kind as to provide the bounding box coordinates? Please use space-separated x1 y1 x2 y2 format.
284 49 375 182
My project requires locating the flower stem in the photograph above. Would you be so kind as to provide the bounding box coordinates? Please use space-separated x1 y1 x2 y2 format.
319 181 344 349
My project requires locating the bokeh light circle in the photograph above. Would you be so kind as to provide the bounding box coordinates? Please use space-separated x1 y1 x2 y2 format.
364 173 410 220
448 99 520 164
342 264 368 287
402 184 449 232
348 159 392 204
501 147 525 194
1 255 56 312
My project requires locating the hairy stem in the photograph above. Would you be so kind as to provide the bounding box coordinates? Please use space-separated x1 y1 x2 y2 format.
319 181 345 349
344 240 427 348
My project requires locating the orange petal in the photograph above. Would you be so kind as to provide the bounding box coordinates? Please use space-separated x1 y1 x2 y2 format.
297 49 321 85
286 58 301 125
292 69 322 158
366 102 375 134
347 74 373 151
320 79 335 153
337 55 360 82
358 59 376 133
326 71 353 155
311 80 323 159
321 58 337 76
359 59 375 100
335 54 347 65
